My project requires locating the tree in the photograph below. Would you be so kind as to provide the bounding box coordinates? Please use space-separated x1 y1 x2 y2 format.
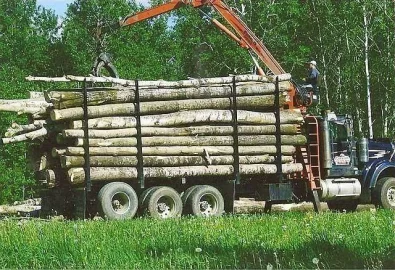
0 0 59 203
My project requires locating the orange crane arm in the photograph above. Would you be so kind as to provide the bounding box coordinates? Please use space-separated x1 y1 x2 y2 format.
116 0 285 75
104 0 304 109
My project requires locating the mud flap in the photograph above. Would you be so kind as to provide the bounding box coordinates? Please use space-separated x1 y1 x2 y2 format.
311 189 321 213
218 180 235 213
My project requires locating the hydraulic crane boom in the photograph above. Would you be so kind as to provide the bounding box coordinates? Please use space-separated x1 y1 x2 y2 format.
113 0 285 76
98 0 307 109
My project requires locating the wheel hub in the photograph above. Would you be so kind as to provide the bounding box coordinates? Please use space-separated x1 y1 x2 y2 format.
157 201 171 218
200 201 209 210
199 196 216 217
387 186 395 206
111 192 131 214
112 200 121 209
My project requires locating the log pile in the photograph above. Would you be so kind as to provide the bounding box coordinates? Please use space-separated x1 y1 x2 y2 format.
1 74 305 187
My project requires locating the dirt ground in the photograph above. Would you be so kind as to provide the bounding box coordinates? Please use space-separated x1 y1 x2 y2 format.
0 198 375 217
234 198 375 213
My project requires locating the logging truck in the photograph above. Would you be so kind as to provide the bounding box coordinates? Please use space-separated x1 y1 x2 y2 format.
4 0 394 219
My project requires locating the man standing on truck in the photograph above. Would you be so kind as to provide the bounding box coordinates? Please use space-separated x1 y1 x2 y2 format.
304 60 320 94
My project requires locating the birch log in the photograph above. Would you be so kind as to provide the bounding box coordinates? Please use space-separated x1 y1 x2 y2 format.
62 124 299 138
46 81 292 109
66 163 303 184
55 145 296 157
5 122 44 137
70 109 303 129
1 127 48 144
74 135 307 147
50 95 286 121
0 99 51 116
60 74 292 86
60 155 295 168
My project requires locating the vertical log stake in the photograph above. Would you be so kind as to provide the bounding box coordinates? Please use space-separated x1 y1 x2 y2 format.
135 80 144 188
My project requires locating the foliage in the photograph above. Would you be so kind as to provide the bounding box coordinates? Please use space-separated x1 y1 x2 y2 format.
0 211 393 268
0 0 58 203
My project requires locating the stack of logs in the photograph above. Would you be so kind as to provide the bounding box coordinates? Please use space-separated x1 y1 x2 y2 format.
1 74 305 188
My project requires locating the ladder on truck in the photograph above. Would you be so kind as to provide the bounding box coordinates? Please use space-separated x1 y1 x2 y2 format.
297 115 322 211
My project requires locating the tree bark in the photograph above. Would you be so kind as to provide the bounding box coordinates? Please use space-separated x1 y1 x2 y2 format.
62 124 299 138
5 122 44 137
55 145 296 157
70 109 303 129
1 127 48 144
46 81 292 109
28 74 291 85
0 99 51 117
60 155 294 168
66 163 303 184
74 135 307 147
50 95 286 121
61 74 292 86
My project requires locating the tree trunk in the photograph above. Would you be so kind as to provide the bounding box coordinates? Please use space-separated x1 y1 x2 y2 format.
1 127 48 144
47 81 292 109
55 145 296 157
363 4 373 139
50 95 286 121
70 109 303 129
59 73 291 87
5 122 44 137
66 163 303 184
0 99 51 117
62 124 299 138
60 155 294 168
74 134 307 147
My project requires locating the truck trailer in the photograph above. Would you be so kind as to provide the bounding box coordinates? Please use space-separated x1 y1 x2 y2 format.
3 0 394 219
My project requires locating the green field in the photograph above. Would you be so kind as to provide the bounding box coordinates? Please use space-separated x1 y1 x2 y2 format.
0 210 394 269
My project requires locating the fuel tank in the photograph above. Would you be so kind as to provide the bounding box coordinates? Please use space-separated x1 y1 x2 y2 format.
320 178 361 201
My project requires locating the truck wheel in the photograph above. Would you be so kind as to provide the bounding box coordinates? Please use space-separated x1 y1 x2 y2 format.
97 182 138 220
326 199 358 212
181 185 199 214
373 177 395 209
138 186 160 212
144 187 182 218
186 185 224 217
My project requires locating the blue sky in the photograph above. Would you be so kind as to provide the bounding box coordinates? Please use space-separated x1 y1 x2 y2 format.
36 0 150 17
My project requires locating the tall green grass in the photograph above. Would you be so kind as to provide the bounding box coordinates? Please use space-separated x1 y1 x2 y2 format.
0 210 394 269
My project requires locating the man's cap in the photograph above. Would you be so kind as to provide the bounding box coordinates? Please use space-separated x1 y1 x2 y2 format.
306 60 317 66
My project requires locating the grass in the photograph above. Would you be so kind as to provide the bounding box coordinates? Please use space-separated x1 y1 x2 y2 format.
0 210 394 269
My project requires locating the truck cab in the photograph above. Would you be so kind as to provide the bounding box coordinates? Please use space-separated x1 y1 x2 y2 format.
308 111 395 211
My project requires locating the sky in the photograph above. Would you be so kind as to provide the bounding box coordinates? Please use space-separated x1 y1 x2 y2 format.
36 0 151 17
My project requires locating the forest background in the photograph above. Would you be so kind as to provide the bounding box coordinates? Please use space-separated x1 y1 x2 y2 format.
0 0 394 203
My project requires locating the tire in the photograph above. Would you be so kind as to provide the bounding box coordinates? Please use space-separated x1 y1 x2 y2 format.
181 185 199 214
138 186 160 211
97 182 138 220
144 186 182 218
327 199 358 212
186 185 224 217
373 177 395 209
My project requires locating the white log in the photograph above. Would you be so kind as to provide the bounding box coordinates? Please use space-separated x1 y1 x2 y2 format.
25 76 70 82
1 127 48 144
47 81 292 109
50 95 285 121
67 163 303 184
74 135 307 147
0 99 52 116
58 145 296 156
60 155 294 168
62 124 299 138
70 109 303 129
5 122 44 137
